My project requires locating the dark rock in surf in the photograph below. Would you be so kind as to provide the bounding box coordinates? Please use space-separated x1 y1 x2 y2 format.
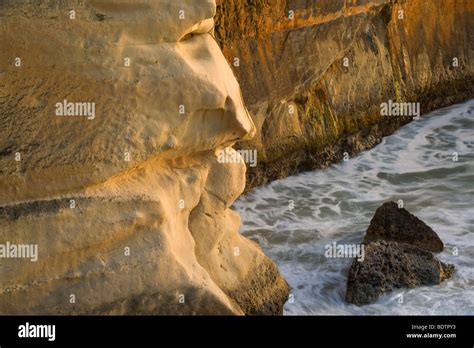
346 240 454 305
346 201 454 305
364 201 444 252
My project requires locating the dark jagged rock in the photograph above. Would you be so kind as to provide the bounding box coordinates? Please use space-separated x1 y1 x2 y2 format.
346 240 455 305
364 201 444 252
346 202 454 305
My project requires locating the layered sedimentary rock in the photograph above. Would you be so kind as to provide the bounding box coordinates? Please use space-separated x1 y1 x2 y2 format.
215 0 474 190
0 0 289 315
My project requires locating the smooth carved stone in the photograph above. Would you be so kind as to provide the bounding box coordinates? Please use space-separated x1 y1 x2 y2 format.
346 240 455 305
0 0 289 315
364 202 444 252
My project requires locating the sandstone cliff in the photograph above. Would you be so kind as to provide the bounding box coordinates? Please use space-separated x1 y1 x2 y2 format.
215 0 474 190
0 0 289 315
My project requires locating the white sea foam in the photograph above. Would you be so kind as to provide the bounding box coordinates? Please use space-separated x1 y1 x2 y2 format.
234 99 474 315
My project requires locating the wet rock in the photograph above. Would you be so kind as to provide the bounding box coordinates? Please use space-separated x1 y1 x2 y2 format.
346 240 455 305
364 202 444 252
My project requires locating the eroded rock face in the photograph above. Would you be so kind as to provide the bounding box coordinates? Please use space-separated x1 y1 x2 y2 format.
215 0 474 190
0 0 289 315
346 240 454 305
364 202 444 252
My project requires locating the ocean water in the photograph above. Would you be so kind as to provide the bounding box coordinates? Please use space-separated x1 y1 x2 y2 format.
234 99 474 315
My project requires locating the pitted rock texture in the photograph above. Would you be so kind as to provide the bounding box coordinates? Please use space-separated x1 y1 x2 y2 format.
215 0 474 191
346 240 455 305
364 201 444 252
0 0 289 315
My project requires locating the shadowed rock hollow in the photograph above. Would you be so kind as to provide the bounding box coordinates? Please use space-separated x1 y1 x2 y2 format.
0 0 289 315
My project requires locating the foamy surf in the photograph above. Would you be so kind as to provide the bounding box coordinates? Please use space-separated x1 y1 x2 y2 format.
234 99 474 315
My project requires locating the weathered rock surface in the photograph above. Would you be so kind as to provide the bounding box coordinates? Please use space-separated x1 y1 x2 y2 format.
346 202 454 305
346 240 454 305
0 0 289 315
215 0 474 191
364 202 444 252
